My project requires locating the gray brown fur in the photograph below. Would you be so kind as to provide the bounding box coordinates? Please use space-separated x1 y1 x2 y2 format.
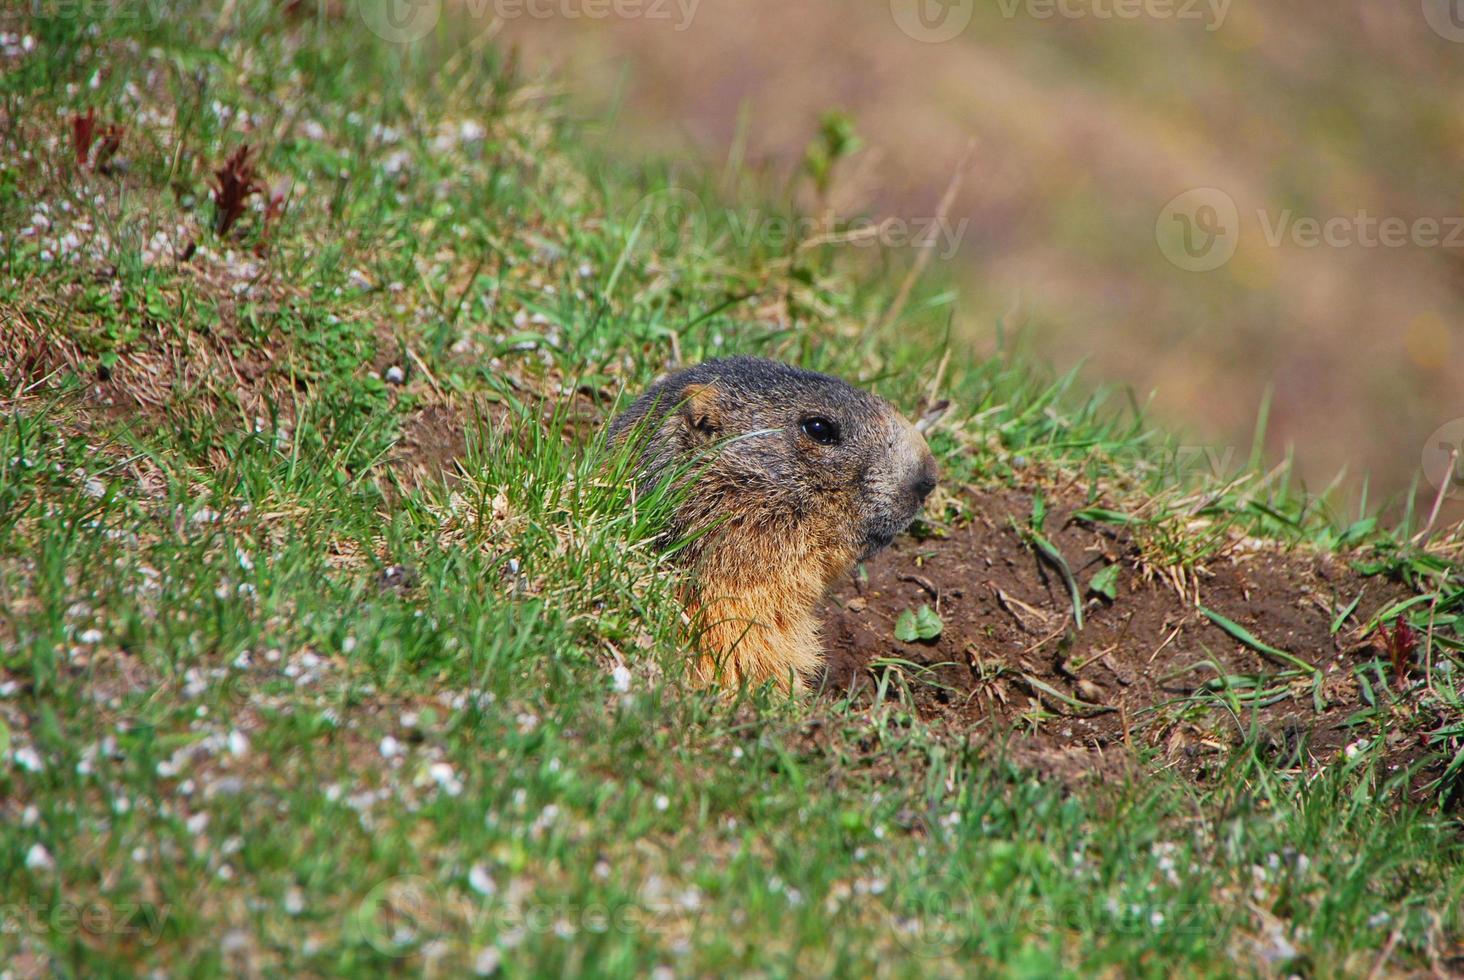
611 357 937 689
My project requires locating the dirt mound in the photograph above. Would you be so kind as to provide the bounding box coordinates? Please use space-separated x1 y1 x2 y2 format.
819 486 1436 788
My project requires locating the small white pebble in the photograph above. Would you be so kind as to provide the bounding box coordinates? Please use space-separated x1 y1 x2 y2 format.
469 863 496 897
13 747 44 772
654 794 669 812
379 736 402 758
385 365 405 384
474 947 501 976
428 762 462 796
25 843 54 871
610 665 632 693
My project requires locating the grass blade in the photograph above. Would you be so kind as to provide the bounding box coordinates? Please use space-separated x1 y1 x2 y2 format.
1030 529 1084 631
1199 606 1317 674
1331 589 1364 635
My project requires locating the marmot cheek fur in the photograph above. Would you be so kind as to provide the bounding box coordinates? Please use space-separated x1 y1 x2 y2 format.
611 357 938 691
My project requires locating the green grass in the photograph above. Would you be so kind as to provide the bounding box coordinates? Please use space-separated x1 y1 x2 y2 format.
1 3 1462 975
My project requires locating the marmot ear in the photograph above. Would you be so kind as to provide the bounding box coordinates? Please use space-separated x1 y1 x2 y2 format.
678 382 722 442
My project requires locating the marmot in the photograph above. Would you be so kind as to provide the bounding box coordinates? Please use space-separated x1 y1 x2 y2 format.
611 357 938 691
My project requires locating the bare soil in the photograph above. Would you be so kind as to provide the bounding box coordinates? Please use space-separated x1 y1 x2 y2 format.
819 486 1440 790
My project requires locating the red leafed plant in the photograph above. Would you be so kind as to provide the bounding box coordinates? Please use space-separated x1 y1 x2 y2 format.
70 108 97 167
68 110 125 171
211 145 264 237
1376 620 1419 678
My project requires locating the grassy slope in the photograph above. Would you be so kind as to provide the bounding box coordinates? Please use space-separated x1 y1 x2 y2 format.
1 4 1462 976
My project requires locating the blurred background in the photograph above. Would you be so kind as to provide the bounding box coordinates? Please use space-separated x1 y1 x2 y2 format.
472 0 1464 522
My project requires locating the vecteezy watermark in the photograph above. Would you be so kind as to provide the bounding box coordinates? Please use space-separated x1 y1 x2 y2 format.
723 211 971 259
21 0 439 42
1423 0 1464 42
1257 211 1464 250
28 0 698 44
345 870 1240 960
626 188 970 260
0 901 172 947
890 0 976 42
891 0 1228 41
1155 188 1241 273
359 0 701 42
347 877 724 959
1175 445 1242 480
627 187 710 258
996 0 1230 30
359 0 443 43
1157 190 1464 271
353 876 445 954
1423 420 1464 501
879 873 1233 957
886 872 969 958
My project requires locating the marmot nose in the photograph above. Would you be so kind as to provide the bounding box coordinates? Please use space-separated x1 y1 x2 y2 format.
909 457 938 503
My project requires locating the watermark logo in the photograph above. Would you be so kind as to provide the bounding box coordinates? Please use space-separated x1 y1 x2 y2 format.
353 875 444 955
1422 419 1464 500
891 0 975 43
1156 188 1240 272
886 872 969 958
1423 0 1464 41
359 0 442 42
627 187 710 257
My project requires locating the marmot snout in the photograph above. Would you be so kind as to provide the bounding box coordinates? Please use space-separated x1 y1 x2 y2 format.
611 356 938 691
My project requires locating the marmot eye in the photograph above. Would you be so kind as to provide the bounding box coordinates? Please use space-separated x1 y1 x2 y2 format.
800 416 841 445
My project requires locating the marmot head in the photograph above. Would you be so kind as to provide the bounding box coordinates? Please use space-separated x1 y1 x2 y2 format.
611 357 938 564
